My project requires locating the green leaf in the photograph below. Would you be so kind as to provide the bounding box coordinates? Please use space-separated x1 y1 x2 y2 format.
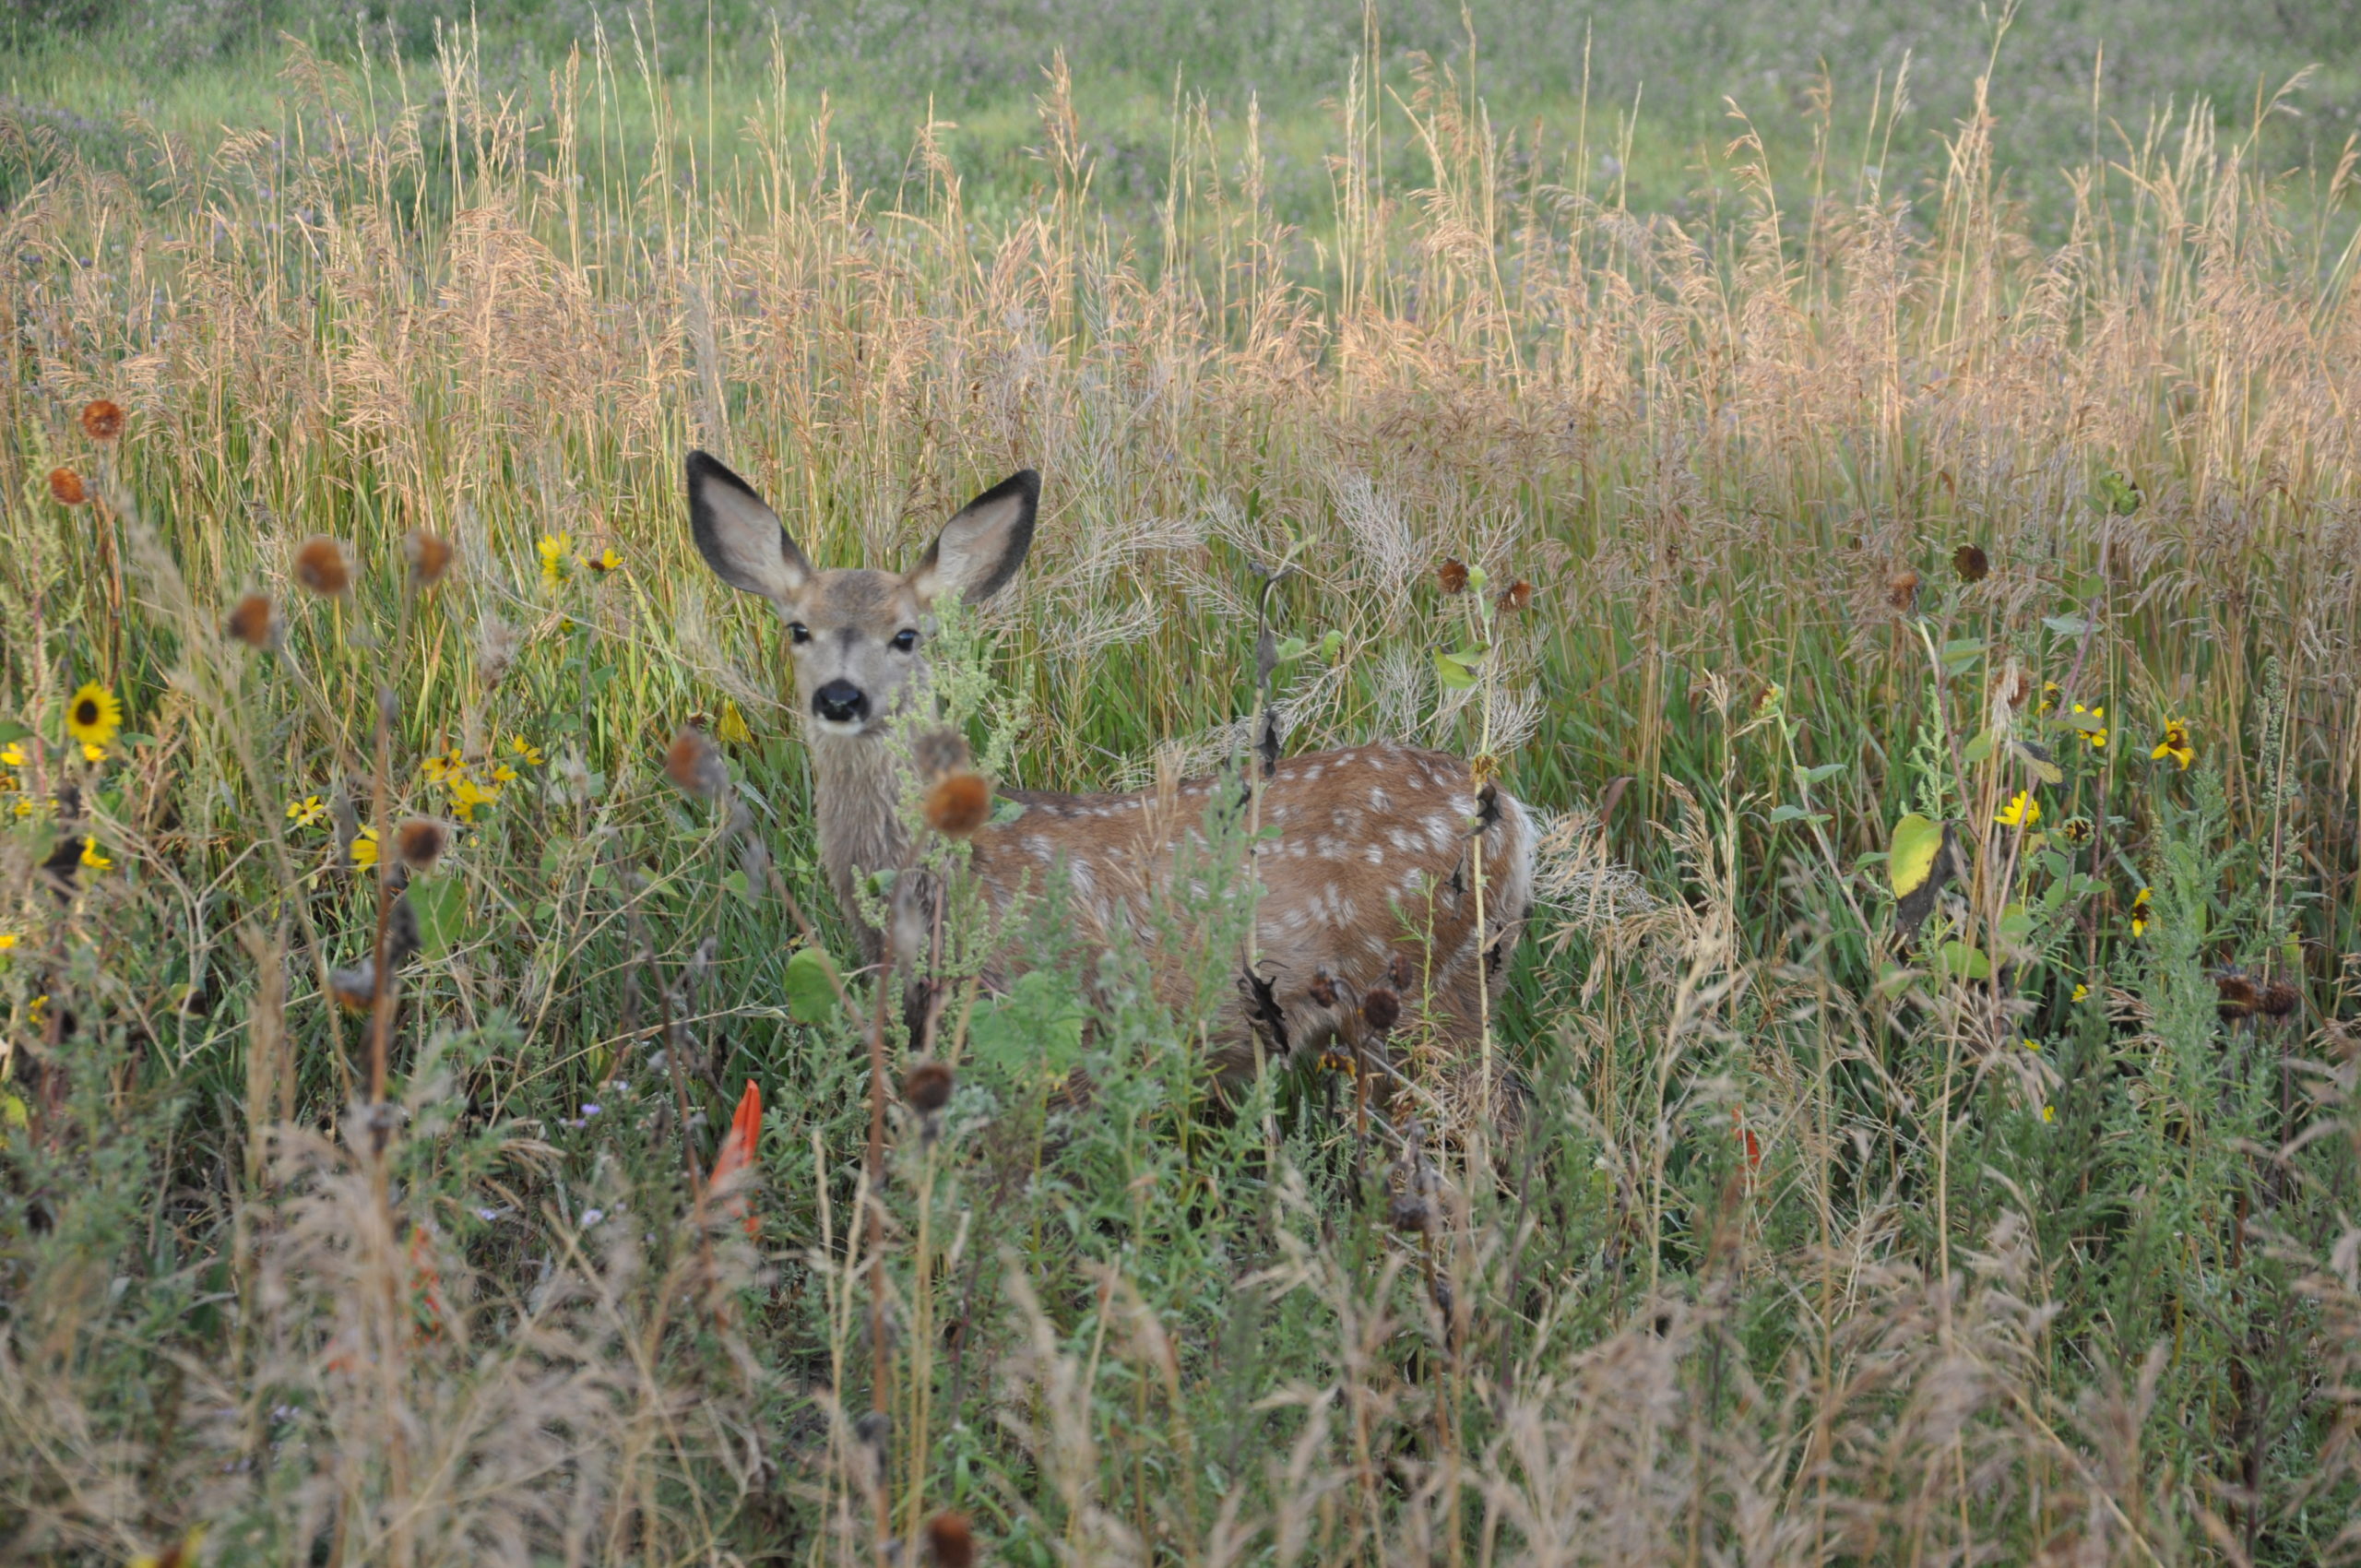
0 721 26 744
1962 729 1997 765
722 867 754 906
1464 564 1489 598
1888 814 1957 934
1318 629 1346 662
1433 647 1483 690
1939 940 1991 980
784 945 841 1026
1273 636 1309 665
409 875 468 960
1767 803 1825 826
2011 739 2064 786
2042 613 2093 637
1794 762 1847 786
1940 638 1985 674
2089 469 2142 516
2062 708 2108 735
969 969 1090 1088
989 796 1026 827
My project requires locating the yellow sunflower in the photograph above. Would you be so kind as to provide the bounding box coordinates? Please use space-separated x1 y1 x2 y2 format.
65 683 121 751
350 826 379 870
1996 790 2041 828
2130 886 2151 937
2151 719 2193 770
537 532 573 591
2070 702 2107 751
287 795 327 829
79 837 112 872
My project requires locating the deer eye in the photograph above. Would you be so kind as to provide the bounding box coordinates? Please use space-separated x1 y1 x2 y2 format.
890 628 919 653
788 622 812 646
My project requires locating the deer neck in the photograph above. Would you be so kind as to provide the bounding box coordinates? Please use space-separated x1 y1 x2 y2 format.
808 726 910 959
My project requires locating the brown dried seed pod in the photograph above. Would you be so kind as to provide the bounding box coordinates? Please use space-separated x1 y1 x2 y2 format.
406 529 454 587
1952 543 1989 582
47 467 87 505
903 1059 954 1114
1387 1192 1432 1233
294 536 350 597
2214 973 2260 1020
1496 577 1533 612
1307 969 1338 1008
1886 570 1921 612
1390 951 1415 990
1438 557 1470 595
329 958 378 1013
924 772 991 838
1361 987 1401 1034
923 1511 975 1568
664 728 725 798
226 592 277 648
394 817 449 871
2258 981 2300 1018
80 399 125 441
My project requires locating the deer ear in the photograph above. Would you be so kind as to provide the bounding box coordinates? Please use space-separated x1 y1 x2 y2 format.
909 469 1039 606
687 450 813 601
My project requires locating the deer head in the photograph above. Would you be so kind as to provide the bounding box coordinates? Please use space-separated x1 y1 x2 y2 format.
684 451 1039 739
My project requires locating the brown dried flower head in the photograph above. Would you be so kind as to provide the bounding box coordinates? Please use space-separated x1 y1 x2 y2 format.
226 592 278 649
664 727 726 798
294 536 350 597
1388 1191 1432 1234
2215 972 2261 1020
1438 557 1470 595
2258 981 2300 1019
394 817 449 871
406 529 454 588
903 1060 955 1115
79 399 125 442
1390 951 1416 990
329 958 379 1013
924 772 991 838
1496 577 1534 613
1361 986 1402 1034
1886 570 1921 612
923 1511 975 1568
1952 543 1989 582
48 467 87 505
1307 969 1338 1008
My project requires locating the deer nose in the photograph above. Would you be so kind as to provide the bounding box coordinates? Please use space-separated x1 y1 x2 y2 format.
813 680 869 726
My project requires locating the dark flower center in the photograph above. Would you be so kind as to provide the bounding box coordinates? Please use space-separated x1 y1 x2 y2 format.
75 699 99 726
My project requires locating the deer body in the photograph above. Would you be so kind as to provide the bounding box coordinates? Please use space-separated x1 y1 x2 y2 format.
686 451 1533 1071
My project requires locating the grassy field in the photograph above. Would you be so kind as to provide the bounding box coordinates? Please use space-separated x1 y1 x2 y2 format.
6 3 2361 1563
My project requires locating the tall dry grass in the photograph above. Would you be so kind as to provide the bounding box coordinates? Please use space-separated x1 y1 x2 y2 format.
2 17 2361 1566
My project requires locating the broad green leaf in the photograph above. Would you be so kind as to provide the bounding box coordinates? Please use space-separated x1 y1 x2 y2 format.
722 867 755 907
0 721 28 744
1887 814 1945 899
409 875 468 960
969 969 1090 1087
1962 729 1997 765
2042 613 2093 637
1940 940 1991 980
989 796 1026 827
1940 638 1985 674
1433 648 1483 690
1273 636 1309 665
1767 803 1825 826
2011 739 2064 786
1795 762 1847 786
784 945 841 1026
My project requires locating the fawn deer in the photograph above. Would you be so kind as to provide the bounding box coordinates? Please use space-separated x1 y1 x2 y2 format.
685 450 1534 1081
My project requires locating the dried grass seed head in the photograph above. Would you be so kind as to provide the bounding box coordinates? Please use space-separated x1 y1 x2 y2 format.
79 398 125 441
294 536 350 597
924 772 991 837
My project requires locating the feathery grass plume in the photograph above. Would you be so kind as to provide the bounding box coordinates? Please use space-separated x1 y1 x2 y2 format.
78 398 124 441
225 591 278 648
394 818 449 871
1952 542 1989 581
923 1511 975 1568
293 535 350 597
46 467 86 505
923 773 991 837
405 528 454 588
664 728 725 798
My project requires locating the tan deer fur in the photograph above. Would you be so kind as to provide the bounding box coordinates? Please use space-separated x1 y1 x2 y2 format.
685 450 1534 1075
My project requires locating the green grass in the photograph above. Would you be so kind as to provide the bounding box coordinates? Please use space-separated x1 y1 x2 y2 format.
3 5 2361 1564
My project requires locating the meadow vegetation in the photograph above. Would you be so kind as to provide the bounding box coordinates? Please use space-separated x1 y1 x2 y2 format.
5 4 2361 1563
